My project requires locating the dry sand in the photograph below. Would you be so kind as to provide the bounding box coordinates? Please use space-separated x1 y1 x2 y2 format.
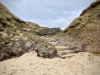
0 51 100 75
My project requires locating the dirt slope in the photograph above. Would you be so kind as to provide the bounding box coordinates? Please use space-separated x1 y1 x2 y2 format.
64 0 100 53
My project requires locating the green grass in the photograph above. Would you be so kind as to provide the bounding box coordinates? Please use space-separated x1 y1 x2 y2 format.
0 36 15 43
23 32 34 40
88 53 95 56
12 32 19 36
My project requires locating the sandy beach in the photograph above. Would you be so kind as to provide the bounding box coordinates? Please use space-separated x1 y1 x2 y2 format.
0 51 100 75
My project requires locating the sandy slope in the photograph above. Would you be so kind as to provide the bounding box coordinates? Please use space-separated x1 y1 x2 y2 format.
0 51 100 75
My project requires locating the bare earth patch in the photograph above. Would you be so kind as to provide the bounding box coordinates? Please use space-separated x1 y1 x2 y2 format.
0 51 100 75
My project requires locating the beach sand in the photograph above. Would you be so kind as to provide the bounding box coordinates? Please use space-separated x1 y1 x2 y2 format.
0 51 100 75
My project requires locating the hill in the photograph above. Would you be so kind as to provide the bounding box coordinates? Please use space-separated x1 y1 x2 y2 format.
0 3 59 61
63 0 100 53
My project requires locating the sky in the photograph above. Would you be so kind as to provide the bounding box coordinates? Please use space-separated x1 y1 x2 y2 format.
0 0 96 29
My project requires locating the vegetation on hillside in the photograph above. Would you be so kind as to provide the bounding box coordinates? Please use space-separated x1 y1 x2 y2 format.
63 0 100 54
0 3 58 61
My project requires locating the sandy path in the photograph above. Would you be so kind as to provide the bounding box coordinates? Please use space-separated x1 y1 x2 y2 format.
0 51 100 75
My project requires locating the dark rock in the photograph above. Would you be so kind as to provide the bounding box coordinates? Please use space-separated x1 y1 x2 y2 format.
31 37 57 58
67 41 85 53
35 43 57 58
32 28 61 36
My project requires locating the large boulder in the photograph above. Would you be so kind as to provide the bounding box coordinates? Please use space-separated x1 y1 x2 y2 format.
32 37 57 58
35 42 57 58
0 38 29 61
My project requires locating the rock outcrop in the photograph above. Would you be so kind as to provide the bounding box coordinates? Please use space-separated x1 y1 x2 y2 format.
64 0 100 54
0 3 57 61
34 37 57 58
26 22 61 36
34 27 61 36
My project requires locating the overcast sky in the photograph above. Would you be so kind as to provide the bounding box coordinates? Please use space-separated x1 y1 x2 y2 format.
0 0 96 29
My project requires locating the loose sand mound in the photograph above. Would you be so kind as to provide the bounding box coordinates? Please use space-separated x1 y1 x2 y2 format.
0 51 100 75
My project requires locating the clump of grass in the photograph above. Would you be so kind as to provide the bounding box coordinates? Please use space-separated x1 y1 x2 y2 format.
12 32 19 36
0 36 15 43
75 14 91 31
88 53 95 56
23 32 34 40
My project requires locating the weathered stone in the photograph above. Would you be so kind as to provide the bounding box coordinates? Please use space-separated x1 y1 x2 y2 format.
32 37 57 58
32 27 61 36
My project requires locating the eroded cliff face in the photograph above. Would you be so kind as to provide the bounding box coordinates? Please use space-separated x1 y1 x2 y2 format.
64 0 100 53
